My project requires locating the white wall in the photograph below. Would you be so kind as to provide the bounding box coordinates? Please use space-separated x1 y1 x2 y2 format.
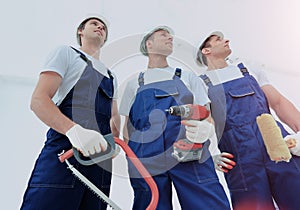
0 77 47 209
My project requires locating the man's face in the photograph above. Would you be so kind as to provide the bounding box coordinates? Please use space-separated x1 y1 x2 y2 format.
204 35 231 59
78 19 107 46
147 30 173 56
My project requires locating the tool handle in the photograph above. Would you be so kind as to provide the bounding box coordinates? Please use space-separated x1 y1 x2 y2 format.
114 137 159 210
193 104 210 120
59 133 116 165
59 149 74 163
59 136 159 210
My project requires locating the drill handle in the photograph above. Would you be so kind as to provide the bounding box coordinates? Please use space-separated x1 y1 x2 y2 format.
193 104 210 120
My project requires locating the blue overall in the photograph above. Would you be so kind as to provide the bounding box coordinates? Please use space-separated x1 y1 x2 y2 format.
200 64 300 210
21 47 113 210
127 69 230 210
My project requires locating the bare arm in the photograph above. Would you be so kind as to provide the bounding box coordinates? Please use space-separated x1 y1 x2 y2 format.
110 99 120 137
122 116 129 144
262 84 300 132
30 71 75 134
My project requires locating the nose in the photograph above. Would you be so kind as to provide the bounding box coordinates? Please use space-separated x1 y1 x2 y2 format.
98 25 106 31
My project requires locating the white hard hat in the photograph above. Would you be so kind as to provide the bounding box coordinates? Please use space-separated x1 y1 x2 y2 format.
140 26 174 56
76 14 110 46
195 31 224 66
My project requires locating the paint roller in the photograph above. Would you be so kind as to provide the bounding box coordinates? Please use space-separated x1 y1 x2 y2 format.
256 113 294 163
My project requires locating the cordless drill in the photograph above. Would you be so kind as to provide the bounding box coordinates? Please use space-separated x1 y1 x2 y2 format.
166 104 210 162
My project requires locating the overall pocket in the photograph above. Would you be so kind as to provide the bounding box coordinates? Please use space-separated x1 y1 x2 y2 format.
29 143 78 188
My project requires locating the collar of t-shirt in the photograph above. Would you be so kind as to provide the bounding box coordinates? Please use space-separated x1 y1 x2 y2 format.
77 49 109 77
204 65 243 85
143 66 175 84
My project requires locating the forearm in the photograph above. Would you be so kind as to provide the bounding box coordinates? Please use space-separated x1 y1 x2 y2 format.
122 117 129 143
30 95 75 134
110 116 120 137
110 100 120 137
272 100 300 132
262 84 300 132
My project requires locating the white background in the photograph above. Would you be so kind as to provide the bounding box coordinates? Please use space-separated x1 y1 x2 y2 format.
1 0 300 209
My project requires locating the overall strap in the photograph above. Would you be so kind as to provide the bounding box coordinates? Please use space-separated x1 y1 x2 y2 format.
70 46 91 64
138 72 145 86
107 69 114 79
237 62 249 75
70 46 112 78
173 68 182 79
200 74 213 87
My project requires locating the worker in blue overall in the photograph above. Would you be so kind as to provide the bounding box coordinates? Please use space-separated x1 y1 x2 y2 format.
20 15 120 209
119 26 230 210
196 31 300 210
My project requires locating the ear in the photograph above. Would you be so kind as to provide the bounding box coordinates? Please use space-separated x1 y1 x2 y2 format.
146 39 153 50
77 29 83 37
201 47 210 56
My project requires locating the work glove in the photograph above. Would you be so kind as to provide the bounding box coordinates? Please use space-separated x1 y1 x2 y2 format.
66 124 108 157
284 131 300 156
182 119 215 143
213 152 236 173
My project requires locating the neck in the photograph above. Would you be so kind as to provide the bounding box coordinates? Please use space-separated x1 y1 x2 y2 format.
207 58 228 70
147 54 169 69
80 41 102 60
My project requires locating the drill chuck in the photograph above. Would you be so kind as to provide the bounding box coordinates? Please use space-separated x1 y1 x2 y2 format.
167 104 209 120
168 106 192 118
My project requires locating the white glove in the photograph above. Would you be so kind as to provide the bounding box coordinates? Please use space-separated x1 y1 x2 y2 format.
213 152 236 173
182 119 215 143
284 131 300 156
66 124 108 157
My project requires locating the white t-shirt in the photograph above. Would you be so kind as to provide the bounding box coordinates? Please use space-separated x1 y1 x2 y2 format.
119 66 210 116
201 64 270 92
41 45 118 105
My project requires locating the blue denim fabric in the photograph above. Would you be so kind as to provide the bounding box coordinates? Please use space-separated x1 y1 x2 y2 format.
201 65 300 210
127 69 230 210
21 47 113 210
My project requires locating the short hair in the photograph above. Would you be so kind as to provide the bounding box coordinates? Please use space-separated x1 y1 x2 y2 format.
76 17 108 46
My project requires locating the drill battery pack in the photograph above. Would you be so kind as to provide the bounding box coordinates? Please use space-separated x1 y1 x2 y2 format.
172 139 203 162
167 104 209 162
